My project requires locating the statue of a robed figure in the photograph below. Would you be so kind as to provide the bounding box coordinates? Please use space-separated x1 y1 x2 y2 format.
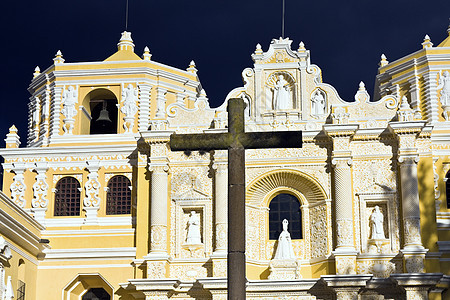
268 219 300 279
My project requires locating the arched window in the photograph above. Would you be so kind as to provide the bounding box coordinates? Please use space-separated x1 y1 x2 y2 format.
82 288 110 300
80 89 118 135
106 175 131 215
446 171 450 209
269 193 302 240
54 177 81 216
17 259 25 300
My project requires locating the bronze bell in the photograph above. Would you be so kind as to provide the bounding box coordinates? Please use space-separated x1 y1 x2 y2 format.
96 101 112 123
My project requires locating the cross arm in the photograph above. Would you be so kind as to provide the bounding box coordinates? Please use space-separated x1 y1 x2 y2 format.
241 131 302 149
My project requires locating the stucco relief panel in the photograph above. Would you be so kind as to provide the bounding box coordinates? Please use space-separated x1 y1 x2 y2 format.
352 159 396 193
171 166 212 197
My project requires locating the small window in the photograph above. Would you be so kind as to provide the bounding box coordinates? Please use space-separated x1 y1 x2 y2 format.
106 175 131 215
82 288 110 300
54 177 81 216
269 193 302 240
17 280 25 300
446 172 450 209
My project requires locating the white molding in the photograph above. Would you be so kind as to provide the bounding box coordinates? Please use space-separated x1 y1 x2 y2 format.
43 247 136 260
38 263 131 269
6 241 39 265
42 227 134 237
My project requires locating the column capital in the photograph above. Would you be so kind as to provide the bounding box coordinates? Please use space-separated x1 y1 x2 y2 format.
148 163 169 174
332 157 353 167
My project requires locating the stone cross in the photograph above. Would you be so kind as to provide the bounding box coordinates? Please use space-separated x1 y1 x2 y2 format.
170 98 302 299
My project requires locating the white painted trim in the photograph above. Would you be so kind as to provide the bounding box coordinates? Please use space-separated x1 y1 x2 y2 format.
43 247 136 260
38 263 131 269
6 241 39 265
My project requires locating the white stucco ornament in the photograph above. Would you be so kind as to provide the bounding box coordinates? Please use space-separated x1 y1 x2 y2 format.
121 84 139 132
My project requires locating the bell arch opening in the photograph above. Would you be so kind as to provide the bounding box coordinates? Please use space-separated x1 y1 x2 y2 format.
81 89 118 135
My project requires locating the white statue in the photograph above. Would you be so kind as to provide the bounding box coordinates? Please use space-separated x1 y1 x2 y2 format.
241 94 251 118
370 206 385 239
311 90 326 115
186 211 201 244
121 84 139 117
61 86 78 119
437 70 450 106
273 75 291 110
274 219 296 259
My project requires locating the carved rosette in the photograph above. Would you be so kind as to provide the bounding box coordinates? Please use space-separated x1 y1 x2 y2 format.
84 161 101 207
32 163 49 208
405 255 425 273
150 225 167 252
215 223 227 251
404 218 422 246
337 219 354 247
10 163 27 208
335 256 356 275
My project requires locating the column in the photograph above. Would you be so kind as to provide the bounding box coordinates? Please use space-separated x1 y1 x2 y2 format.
211 150 228 277
149 163 169 255
324 124 358 275
389 121 428 273
145 138 170 279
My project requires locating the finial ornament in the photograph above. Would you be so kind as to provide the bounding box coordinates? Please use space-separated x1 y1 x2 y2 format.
143 46 152 60
53 50 65 64
118 31 135 51
422 34 433 48
33 66 41 78
255 43 263 55
298 41 305 52
187 60 197 74
359 81 366 91
379 54 388 67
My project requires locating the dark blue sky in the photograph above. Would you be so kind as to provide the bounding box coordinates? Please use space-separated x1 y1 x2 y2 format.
1 1 449 146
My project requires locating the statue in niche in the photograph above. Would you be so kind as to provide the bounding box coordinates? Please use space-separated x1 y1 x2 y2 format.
311 90 326 115
121 84 139 117
274 219 296 259
438 70 450 106
370 206 386 239
186 211 202 244
61 86 78 119
272 75 291 110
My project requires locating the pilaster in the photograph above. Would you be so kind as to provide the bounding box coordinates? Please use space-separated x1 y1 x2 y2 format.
10 162 27 208
144 134 171 278
389 121 428 272
31 162 49 225
138 83 152 131
324 124 358 275
83 161 101 225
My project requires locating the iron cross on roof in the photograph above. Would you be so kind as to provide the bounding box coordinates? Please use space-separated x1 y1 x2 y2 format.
170 98 302 299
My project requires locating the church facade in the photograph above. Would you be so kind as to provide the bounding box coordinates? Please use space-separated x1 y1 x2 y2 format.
0 26 450 299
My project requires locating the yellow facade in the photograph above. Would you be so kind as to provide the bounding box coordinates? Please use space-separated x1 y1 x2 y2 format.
0 28 450 299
